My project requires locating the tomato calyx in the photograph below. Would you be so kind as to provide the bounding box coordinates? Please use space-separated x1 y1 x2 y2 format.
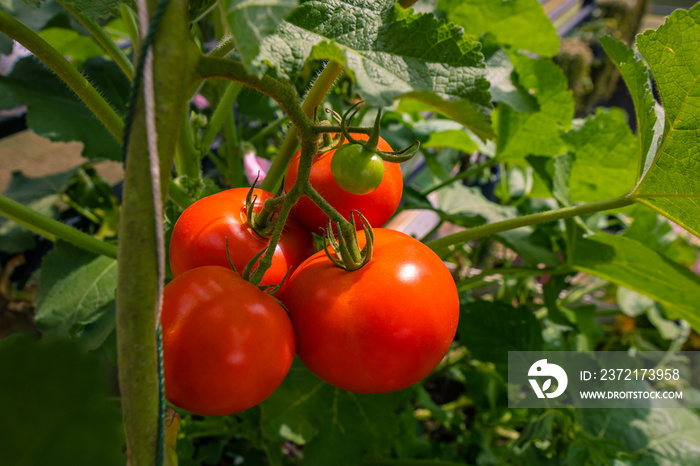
339 103 421 164
224 236 292 296
245 179 284 238
323 210 374 271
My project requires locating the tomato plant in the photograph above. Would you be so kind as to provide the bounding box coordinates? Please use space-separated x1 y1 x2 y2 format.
284 228 459 393
284 134 403 234
3 1 700 465
168 187 314 296
161 266 295 416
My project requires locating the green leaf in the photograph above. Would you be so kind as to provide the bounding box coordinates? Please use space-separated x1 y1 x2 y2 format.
438 0 559 58
422 129 479 153
224 0 297 67
527 153 572 206
260 362 411 466
485 48 539 113
458 300 543 373
496 52 574 162
35 240 117 349
572 234 700 332
0 336 124 466
624 204 699 266
0 169 77 253
578 408 700 465
59 0 127 20
38 27 106 67
255 1 491 111
562 108 638 203
600 36 659 179
633 4 700 238
0 57 127 161
0 0 65 32
399 91 495 142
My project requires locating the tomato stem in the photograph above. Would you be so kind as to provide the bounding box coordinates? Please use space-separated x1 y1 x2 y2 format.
314 125 373 135
259 60 345 193
426 194 636 253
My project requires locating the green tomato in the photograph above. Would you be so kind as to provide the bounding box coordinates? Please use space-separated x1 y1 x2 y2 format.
330 143 385 195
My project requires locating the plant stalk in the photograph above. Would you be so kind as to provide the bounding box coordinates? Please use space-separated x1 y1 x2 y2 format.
260 60 344 193
116 0 198 462
426 195 635 253
0 194 118 259
0 10 124 142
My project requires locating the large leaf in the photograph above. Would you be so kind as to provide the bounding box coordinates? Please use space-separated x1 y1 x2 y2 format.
632 4 700 238
496 52 574 162
562 108 638 203
0 57 126 161
0 169 77 253
572 234 700 331
254 0 491 126
225 0 297 67
58 0 126 20
438 0 560 58
0 336 124 466
35 240 118 349
600 36 659 179
578 408 700 465
260 362 411 466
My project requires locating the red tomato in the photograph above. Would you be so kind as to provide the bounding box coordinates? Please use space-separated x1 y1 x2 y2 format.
284 135 403 235
161 266 295 416
284 228 459 394
168 188 314 297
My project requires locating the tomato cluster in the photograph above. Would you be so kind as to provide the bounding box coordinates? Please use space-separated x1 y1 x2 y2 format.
161 137 459 416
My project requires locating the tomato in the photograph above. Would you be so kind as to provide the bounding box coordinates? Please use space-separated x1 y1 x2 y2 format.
284 228 459 394
168 188 314 297
161 266 295 416
284 135 403 235
330 143 385 195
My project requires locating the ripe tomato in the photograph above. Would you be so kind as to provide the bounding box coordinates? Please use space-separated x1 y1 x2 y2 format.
284 135 403 235
161 266 295 416
284 228 459 394
330 143 385 195
168 188 314 297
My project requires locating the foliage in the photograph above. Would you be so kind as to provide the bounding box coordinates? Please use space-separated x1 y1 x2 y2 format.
1 0 700 465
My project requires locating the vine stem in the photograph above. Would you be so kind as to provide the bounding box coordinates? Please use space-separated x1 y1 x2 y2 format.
0 194 118 259
426 194 635 253
58 0 135 80
260 60 344 193
200 82 243 156
0 10 124 142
